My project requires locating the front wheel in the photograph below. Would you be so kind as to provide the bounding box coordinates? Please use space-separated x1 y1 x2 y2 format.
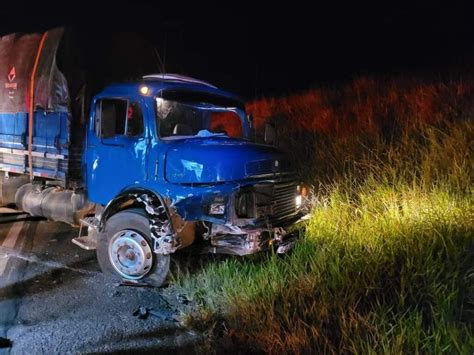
96 209 170 287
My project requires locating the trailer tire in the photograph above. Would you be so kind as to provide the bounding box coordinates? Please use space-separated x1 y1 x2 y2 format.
96 209 170 287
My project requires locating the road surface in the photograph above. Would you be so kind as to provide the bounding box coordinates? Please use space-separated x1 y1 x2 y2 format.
0 213 199 354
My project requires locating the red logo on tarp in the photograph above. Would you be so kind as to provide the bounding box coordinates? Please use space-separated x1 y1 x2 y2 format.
5 66 18 93
7 67 16 82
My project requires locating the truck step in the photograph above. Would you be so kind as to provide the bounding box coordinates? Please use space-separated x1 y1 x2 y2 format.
73 216 99 250
79 216 99 229
72 236 97 250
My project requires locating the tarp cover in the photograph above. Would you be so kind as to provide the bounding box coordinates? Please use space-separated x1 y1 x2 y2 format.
0 27 68 113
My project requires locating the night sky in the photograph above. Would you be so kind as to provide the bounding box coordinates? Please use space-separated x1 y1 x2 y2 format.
1 1 474 100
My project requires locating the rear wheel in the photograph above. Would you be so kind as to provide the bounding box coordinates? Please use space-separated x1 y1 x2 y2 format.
96 209 170 287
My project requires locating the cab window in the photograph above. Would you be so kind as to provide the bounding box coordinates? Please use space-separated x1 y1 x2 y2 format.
98 99 144 138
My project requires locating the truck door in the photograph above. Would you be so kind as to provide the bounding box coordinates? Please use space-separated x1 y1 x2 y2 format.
86 98 148 205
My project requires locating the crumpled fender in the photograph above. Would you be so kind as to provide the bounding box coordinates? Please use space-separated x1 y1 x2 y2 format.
98 188 180 254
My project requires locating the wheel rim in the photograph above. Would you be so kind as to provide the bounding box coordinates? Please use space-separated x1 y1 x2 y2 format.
108 230 153 279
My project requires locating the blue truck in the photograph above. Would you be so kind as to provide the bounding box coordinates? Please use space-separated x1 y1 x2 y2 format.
0 28 308 285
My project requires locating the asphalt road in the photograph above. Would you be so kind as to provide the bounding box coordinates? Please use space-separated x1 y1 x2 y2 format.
0 213 199 354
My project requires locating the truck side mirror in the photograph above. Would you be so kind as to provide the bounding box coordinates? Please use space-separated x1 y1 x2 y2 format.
264 123 276 145
247 113 254 128
247 113 256 141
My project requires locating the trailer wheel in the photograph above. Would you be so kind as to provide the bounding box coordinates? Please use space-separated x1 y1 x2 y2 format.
96 209 170 287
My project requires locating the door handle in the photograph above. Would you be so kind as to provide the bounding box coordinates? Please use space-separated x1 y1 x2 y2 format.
154 160 159 179
101 142 125 148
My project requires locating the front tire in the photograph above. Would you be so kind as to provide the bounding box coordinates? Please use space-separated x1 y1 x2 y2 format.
96 209 170 287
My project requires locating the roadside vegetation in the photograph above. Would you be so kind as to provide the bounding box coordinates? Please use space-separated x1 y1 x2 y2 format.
174 76 474 353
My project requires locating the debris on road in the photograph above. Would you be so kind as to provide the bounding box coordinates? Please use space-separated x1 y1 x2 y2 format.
118 279 153 288
132 305 176 322
176 293 190 305
0 337 12 348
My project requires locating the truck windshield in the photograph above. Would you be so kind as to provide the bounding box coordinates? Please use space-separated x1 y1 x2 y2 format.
156 96 245 139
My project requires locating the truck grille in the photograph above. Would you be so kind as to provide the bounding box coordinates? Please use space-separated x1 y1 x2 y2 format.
236 180 298 227
249 180 297 226
270 181 297 224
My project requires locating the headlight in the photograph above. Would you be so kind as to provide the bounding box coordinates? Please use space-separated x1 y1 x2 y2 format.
209 203 225 215
296 184 309 209
295 195 303 208
209 196 226 215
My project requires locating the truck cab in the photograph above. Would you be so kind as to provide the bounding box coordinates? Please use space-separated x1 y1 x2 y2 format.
84 74 307 285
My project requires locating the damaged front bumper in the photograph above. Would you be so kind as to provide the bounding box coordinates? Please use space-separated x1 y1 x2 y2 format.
206 214 309 256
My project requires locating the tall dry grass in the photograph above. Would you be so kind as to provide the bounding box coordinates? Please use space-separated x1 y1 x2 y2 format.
175 76 474 354
247 76 473 187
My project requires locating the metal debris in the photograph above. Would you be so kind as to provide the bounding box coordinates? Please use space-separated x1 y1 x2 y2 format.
132 305 175 322
118 279 153 288
176 293 190 305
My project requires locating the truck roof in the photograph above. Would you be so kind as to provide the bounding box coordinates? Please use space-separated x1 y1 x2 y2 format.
143 73 217 88
100 74 244 107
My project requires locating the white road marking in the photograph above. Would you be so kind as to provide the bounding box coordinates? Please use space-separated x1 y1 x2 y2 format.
0 220 25 277
0 207 22 214
0 245 99 276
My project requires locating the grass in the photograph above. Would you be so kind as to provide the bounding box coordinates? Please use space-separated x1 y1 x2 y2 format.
172 76 474 353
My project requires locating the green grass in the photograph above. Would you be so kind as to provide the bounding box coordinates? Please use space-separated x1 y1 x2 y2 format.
176 185 473 353
173 77 474 354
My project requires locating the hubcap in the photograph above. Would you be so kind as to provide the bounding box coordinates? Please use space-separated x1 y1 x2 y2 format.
108 230 153 279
